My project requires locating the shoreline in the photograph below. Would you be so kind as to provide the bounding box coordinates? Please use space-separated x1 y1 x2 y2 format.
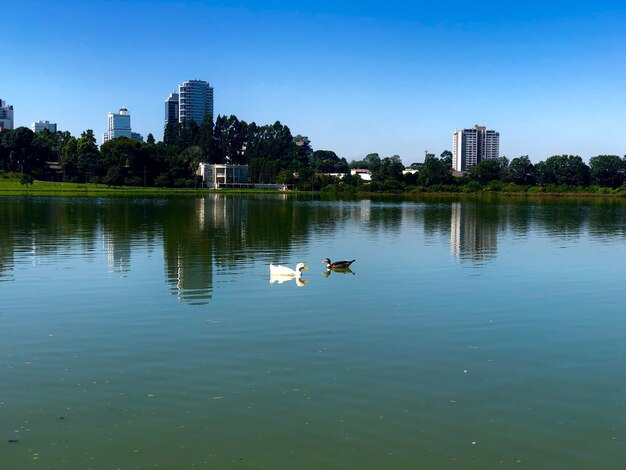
1 179 624 199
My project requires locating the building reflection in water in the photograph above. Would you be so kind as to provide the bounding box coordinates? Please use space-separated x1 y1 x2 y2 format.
166 249 214 305
103 233 131 278
450 202 498 265
163 198 215 306
0 242 14 282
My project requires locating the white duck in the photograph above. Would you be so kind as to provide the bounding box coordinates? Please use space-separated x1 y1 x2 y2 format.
269 262 309 276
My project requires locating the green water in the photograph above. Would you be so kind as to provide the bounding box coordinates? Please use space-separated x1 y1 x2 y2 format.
1 195 625 469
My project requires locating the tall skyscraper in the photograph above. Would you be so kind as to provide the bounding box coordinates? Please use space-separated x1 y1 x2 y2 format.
0 99 14 130
103 106 143 144
164 92 179 127
178 79 214 124
452 125 499 172
31 120 57 133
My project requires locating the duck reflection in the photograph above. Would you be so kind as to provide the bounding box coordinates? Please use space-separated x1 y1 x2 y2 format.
269 275 309 287
322 267 355 277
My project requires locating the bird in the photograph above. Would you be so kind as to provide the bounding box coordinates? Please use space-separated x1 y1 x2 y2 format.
269 263 309 276
323 258 356 270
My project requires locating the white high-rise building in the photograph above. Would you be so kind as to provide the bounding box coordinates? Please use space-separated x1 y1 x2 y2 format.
484 129 500 160
31 120 57 133
0 99 14 130
452 125 499 172
103 106 143 144
178 80 214 124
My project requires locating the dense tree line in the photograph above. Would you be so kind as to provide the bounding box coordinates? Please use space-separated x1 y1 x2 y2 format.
325 152 626 194
0 115 320 189
1 120 625 193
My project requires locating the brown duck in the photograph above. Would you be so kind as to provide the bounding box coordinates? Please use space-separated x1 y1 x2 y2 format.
323 258 356 270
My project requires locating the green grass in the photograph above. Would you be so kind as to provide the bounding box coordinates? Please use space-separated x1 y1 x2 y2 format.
0 178 290 197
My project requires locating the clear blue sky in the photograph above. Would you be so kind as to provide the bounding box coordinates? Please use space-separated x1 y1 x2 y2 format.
3 0 625 163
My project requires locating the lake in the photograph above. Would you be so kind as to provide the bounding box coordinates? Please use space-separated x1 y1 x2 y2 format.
1 194 625 468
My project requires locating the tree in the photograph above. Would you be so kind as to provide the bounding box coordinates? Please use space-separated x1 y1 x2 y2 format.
349 159 367 169
310 150 348 173
245 121 300 183
60 136 79 181
31 128 62 178
440 150 453 168
165 120 200 150
341 170 363 188
211 115 227 163
363 153 381 174
195 114 216 162
276 169 295 185
507 156 535 185
179 120 199 150
589 155 625 188
163 122 180 147
100 136 149 185
146 133 156 146
468 159 503 184
468 157 509 185
418 153 452 186
103 165 123 187
1 127 35 174
293 135 312 156
536 155 590 186
374 155 404 183
214 115 247 164
76 130 100 181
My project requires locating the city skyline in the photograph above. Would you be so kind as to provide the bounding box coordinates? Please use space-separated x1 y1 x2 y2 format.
3 1 626 163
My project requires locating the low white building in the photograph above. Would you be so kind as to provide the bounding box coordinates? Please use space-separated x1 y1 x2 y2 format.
31 120 57 133
350 168 372 181
197 163 249 189
321 169 373 181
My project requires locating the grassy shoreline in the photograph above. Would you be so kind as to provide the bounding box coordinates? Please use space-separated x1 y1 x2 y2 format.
1 178 625 199
0 179 288 197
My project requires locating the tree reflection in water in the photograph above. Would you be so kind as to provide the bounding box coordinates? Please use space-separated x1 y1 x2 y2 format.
0 195 624 301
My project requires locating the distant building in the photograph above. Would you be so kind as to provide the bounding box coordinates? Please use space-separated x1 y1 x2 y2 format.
102 106 143 144
350 168 372 181
0 99 14 130
31 120 57 133
320 169 373 181
197 163 248 189
452 125 499 172
164 92 179 127
178 80 214 124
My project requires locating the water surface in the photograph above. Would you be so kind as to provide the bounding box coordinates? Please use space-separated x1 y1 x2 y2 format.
1 195 625 468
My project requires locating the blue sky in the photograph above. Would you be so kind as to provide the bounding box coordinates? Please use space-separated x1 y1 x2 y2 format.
3 0 625 163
